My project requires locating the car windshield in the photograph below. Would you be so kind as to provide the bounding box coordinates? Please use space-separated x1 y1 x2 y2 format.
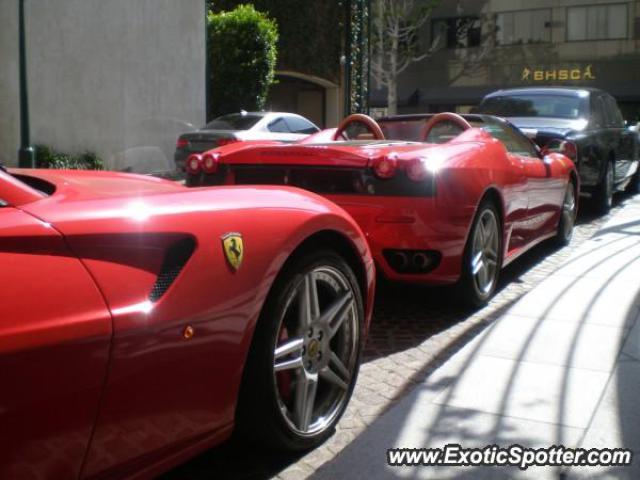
378 117 538 157
477 94 588 119
203 113 263 131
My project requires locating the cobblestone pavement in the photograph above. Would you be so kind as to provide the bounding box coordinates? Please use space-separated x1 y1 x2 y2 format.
162 194 634 480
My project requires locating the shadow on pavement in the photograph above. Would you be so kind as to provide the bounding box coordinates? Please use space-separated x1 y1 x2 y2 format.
162 192 637 480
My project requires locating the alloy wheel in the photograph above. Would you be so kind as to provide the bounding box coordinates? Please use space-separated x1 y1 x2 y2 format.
272 266 359 436
471 209 500 296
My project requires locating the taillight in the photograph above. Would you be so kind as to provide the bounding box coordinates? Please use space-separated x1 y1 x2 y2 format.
372 153 398 179
201 152 219 174
561 141 578 161
406 157 429 182
186 154 202 174
176 137 189 149
217 137 238 147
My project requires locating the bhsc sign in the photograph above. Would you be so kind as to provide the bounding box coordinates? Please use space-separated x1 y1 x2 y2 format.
521 65 596 82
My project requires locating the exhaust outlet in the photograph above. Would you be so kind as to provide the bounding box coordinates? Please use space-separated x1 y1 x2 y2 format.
412 252 430 270
391 252 409 270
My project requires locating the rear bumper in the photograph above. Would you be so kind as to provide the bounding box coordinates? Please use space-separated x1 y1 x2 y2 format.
325 194 471 285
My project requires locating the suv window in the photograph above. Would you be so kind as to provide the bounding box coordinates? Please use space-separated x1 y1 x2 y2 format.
477 94 588 119
604 95 624 128
591 96 606 129
268 118 291 133
284 116 319 134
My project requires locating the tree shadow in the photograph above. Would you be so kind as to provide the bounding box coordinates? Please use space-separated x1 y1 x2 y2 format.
161 194 639 480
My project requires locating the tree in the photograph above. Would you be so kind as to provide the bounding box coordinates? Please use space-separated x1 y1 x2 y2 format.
371 0 440 115
207 5 278 118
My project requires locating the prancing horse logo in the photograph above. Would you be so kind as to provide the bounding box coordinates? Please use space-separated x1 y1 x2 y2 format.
221 232 244 271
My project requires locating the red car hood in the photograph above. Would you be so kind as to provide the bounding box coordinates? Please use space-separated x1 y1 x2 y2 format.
11 168 186 202
12 168 348 233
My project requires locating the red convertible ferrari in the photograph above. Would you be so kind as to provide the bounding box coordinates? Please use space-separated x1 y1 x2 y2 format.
0 167 374 479
186 112 578 306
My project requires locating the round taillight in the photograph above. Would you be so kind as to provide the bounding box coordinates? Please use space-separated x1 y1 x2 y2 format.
201 152 219 174
561 141 578 161
186 154 202 174
406 157 429 182
372 154 398 179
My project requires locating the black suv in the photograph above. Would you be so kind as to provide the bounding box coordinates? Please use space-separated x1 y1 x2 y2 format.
476 87 639 213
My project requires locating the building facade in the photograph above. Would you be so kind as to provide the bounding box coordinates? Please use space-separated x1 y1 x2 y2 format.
0 0 206 169
372 0 640 121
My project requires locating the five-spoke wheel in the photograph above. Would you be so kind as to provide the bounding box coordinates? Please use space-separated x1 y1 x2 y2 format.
273 266 359 435
237 250 363 450
458 200 502 308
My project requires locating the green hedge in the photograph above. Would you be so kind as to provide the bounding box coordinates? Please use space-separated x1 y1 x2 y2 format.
210 1 342 84
35 145 103 170
207 5 278 118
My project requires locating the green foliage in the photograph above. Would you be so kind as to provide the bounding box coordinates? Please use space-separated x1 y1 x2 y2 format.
35 145 103 170
209 1 342 84
207 5 278 118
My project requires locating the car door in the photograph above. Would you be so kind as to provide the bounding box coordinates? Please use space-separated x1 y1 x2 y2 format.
604 94 636 183
590 95 618 184
0 206 112 480
493 122 565 241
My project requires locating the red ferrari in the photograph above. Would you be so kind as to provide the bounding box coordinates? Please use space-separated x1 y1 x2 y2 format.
186 112 578 306
0 166 374 479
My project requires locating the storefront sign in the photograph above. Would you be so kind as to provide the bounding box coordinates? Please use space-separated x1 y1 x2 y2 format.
521 65 596 82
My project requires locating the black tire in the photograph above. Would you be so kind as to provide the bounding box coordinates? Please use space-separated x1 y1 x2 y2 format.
627 164 640 195
594 159 614 214
235 249 364 451
456 199 503 309
555 180 577 247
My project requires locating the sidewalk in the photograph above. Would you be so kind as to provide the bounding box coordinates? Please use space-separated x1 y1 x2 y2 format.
312 195 640 480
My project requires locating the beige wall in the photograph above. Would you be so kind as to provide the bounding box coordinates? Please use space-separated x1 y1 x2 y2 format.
0 1 20 166
0 0 206 170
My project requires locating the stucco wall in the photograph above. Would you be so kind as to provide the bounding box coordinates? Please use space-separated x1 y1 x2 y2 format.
0 0 205 170
0 1 20 166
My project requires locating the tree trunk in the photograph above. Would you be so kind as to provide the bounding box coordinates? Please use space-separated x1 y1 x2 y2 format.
387 77 397 115
387 29 399 115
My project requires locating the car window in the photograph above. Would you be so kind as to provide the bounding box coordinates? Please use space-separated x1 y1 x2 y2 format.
284 116 319 134
591 96 606 129
470 119 540 157
604 95 624 128
268 118 291 133
203 113 262 130
477 94 588 119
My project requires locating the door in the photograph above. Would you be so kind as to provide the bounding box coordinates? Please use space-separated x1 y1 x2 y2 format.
487 121 564 245
0 207 112 480
591 95 620 185
604 95 636 183
520 153 566 239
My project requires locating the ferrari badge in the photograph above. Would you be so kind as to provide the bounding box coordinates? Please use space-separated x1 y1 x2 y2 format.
221 232 244 271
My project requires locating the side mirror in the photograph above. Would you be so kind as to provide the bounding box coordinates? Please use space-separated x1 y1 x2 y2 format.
541 139 561 157
542 139 577 161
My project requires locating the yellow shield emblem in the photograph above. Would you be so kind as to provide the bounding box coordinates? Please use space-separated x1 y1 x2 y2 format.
221 232 244 271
